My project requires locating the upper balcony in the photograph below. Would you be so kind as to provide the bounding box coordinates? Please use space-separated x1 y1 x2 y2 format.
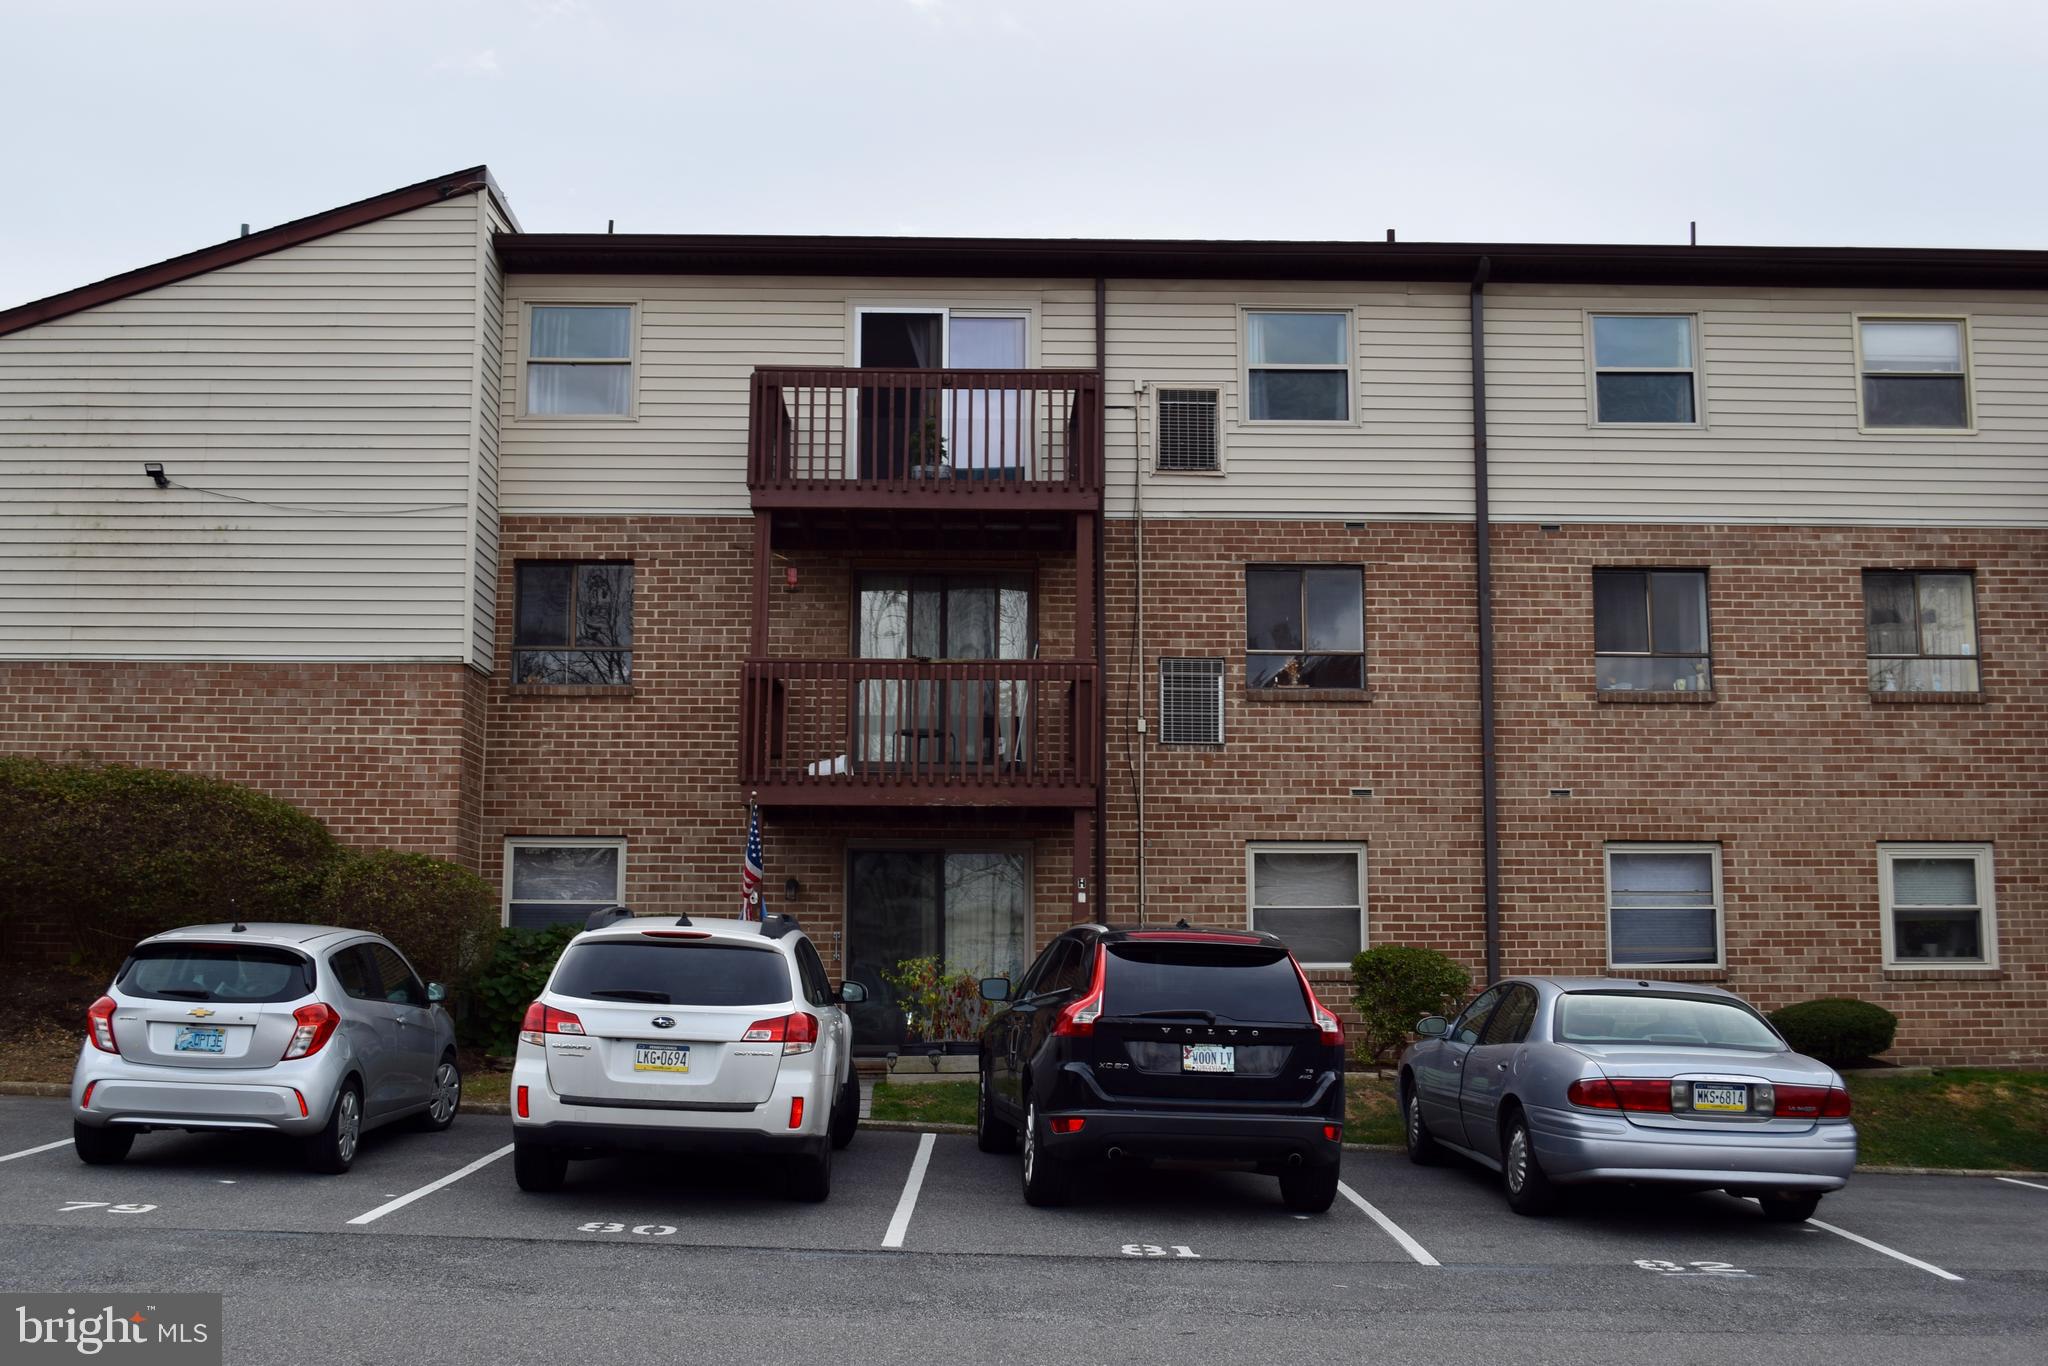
747 368 1103 527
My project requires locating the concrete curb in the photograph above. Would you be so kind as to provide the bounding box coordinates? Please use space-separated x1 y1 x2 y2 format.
0 1082 67 1098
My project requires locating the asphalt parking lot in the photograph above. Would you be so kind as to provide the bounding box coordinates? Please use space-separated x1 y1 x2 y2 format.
4 1095 2045 1364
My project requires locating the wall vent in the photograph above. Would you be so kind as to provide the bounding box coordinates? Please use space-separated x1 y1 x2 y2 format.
1158 658 1225 745
1155 387 1221 472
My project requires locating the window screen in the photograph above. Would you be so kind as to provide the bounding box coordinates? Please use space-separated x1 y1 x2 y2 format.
1607 847 1720 966
1250 847 1364 965
1159 658 1225 745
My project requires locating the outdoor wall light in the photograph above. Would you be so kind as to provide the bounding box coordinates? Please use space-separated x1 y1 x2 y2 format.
143 462 169 488
783 876 801 902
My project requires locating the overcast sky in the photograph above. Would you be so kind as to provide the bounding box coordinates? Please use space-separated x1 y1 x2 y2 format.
5 0 2047 309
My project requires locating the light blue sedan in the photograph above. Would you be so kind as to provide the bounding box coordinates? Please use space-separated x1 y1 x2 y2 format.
1398 977 1857 1220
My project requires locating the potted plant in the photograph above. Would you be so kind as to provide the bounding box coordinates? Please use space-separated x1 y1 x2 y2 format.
882 955 994 1050
907 416 951 478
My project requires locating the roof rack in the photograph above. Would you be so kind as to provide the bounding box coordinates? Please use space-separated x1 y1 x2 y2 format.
584 905 636 932
758 912 799 940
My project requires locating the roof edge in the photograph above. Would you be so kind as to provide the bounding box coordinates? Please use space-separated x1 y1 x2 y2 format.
0 165 495 339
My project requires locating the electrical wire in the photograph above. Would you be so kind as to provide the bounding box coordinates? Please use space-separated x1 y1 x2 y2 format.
161 478 467 517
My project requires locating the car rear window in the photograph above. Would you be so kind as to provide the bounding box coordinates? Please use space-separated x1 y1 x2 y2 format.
1556 991 1783 1051
550 940 792 1007
118 944 314 1004
1103 941 1309 1023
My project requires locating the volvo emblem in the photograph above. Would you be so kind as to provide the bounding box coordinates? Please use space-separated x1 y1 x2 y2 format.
651 1016 676 1029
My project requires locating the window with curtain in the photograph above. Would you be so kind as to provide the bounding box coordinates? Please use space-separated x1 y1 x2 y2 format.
1246 311 1350 421
1246 565 1365 689
504 839 625 929
1607 845 1721 967
1593 569 1712 692
527 305 634 416
515 562 634 684
1881 844 1996 966
1591 315 1698 423
1859 319 1970 429
1863 570 1979 693
1248 845 1365 966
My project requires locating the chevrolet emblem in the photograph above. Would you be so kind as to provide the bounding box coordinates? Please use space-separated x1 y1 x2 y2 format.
187 1007 215 1018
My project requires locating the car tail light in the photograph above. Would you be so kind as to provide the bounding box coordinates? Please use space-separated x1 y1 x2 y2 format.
516 1085 530 1118
1049 1116 1086 1134
86 997 118 1054
282 1003 340 1060
1774 1084 1852 1119
1566 1077 1673 1112
519 1002 584 1046
789 1097 804 1129
80 1082 97 1109
744 1012 820 1055
1289 958 1344 1047
1323 1124 1342 1142
1052 948 1106 1038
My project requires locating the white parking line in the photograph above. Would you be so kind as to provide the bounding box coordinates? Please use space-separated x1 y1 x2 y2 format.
344 1144 513 1226
1337 1181 1439 1267
1807 1218 1962 1281
1994 1177 2048 1193
881 1133 935 1249
0 1140 70 1165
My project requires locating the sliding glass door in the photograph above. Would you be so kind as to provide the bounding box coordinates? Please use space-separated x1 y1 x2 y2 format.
854 571 1032 771
854 310 1030 478
845 848 1030 1050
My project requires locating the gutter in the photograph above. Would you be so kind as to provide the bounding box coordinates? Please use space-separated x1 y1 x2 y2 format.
1471 258 1502 984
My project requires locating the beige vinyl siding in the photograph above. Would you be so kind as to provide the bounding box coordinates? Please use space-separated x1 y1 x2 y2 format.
468 195 511 668
498 276 1097 514
0 195 491 660
1106 280 1473 519
1486 285 2048 525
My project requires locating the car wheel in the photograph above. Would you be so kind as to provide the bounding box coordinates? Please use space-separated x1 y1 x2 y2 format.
788 1145 832 1203
1500 1112 1556 1215
304 1079 363 1175
1403 1083 1445 1166
72 1121 133 1166
976 1059 1016 1154
1020 1098 1073 1207
413 1053 461 1132
1758 1192 1822 1223
829 1070 860 1151
1279 1161 1340 1213
512 1138 568 1192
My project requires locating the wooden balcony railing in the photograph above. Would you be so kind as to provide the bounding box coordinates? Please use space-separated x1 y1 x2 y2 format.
747 368 1103 508
740 658 1099 805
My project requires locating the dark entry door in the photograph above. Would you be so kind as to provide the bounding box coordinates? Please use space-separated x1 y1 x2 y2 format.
856 311 943 479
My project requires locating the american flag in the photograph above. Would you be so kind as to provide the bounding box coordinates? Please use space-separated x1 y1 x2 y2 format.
740 800 764 919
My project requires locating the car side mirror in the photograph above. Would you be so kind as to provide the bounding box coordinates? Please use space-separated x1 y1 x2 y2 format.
1415 1015 1448 1038
979 976 1011 1002
838 981 868 1005
426 982 448 1004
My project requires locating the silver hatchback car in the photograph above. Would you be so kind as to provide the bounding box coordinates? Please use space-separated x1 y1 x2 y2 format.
70 923 461 1173
1400 977 1857 1221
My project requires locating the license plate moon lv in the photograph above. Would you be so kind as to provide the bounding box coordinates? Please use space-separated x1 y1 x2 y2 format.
633 1043 690 1073
1182 1044 1235 1074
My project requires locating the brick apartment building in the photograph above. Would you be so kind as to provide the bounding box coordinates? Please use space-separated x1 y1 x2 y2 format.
1 166 2040 1064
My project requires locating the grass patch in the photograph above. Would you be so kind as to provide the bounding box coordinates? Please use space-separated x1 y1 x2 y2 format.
1345 1072 1402 1144
1846 1069 2048 1171
868 1079 976 1126
461 1058 512 1107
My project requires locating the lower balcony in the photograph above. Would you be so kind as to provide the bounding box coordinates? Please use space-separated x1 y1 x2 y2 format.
740 658 1099 807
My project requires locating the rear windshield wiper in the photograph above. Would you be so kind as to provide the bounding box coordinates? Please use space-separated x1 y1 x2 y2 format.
585 988 671 1003
147 988 214 1000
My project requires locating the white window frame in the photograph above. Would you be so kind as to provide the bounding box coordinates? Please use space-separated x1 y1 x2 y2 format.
501 836 627 929
1239 307 1358 427
1852 314 1976 436
1245 842 1367 969
1584 312 1705 429
1878 842 1998 970
517 302 640 422
1603 842 1725 971
1146 383 1228 476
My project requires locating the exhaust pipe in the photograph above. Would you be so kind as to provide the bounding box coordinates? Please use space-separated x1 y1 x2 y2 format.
1286 1153 1304 1167
1107 1146 1126 1160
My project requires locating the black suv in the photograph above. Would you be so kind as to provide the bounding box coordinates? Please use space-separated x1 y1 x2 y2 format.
974 923 1347 1211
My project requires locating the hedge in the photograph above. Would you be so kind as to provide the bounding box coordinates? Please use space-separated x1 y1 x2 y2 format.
1769 997 1898 1065
1350 945 1472 1066
313 849 500 994
466 921 580 1052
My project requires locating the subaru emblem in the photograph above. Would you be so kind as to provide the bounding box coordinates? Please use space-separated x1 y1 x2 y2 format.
651 1016 676 1029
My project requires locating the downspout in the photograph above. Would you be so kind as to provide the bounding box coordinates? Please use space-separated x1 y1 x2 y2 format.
1132 379 1147 925
1470 257 1501 984
1094 277 1110 923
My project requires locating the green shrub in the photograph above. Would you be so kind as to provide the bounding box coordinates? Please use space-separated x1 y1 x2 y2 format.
0 756 337 973
465 922 580 1052
1769 997 1898 1064
1349 945 1472 1066
313 849 500 994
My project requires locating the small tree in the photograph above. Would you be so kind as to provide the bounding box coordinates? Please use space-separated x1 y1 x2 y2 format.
1349 945 1471 1066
